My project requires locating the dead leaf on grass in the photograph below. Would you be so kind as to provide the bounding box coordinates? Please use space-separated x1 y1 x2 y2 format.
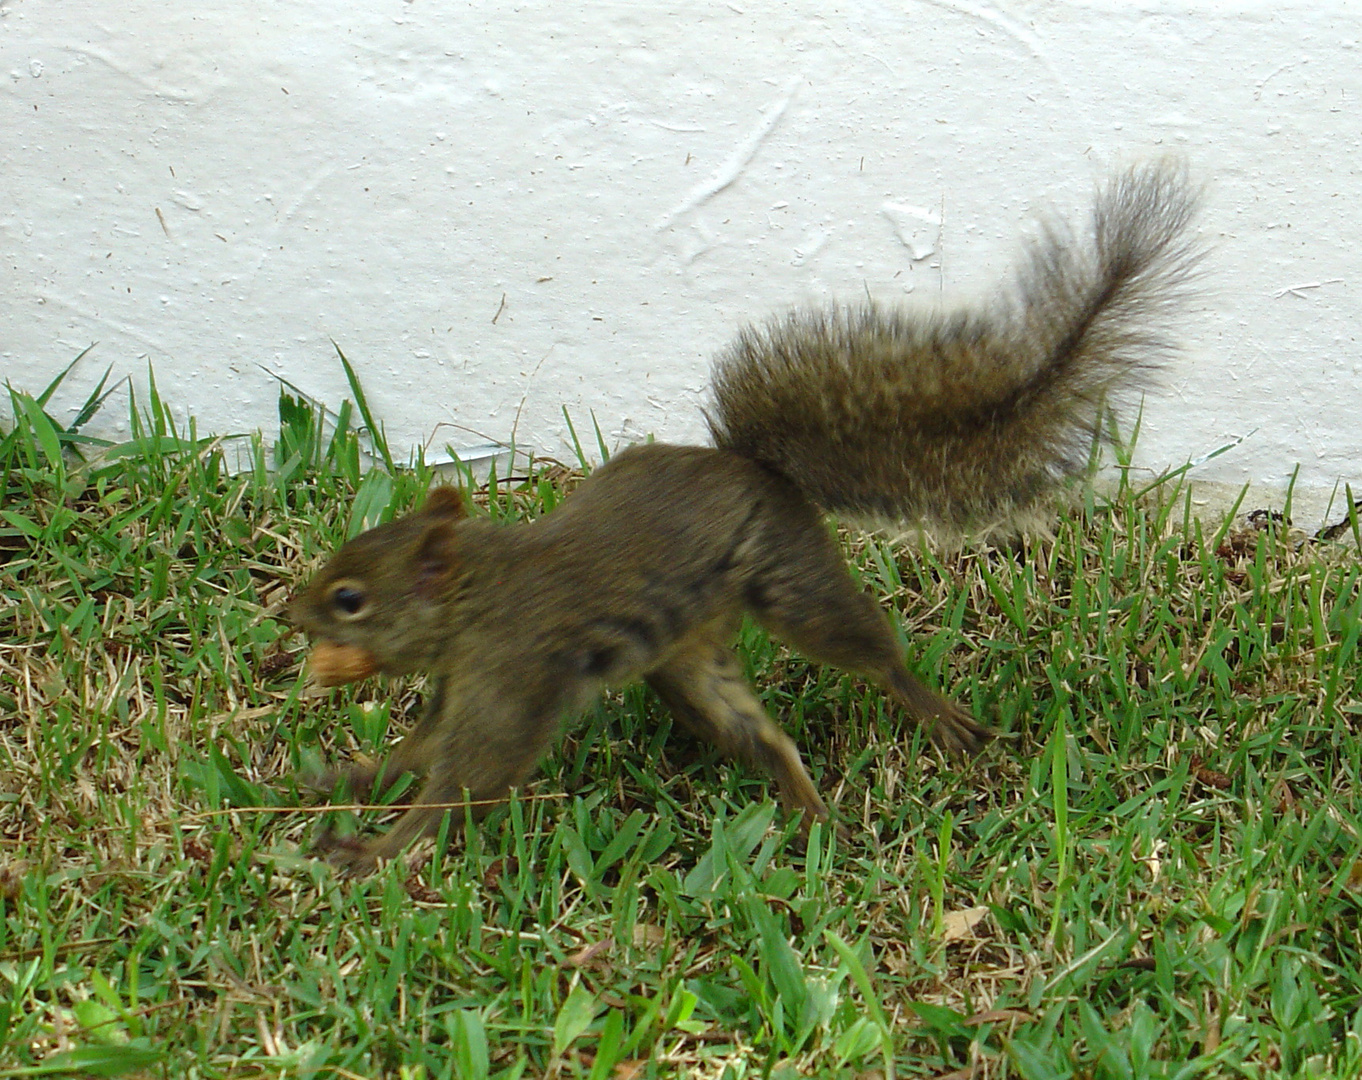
963 1007 1034 1026
631 923 666 950
566 939 612 968
940 905 989 943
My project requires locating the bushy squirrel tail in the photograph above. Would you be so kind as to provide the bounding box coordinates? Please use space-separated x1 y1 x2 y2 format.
705 160 1203 534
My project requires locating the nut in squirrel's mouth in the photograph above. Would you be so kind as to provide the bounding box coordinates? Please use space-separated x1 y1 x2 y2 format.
308 640 379 686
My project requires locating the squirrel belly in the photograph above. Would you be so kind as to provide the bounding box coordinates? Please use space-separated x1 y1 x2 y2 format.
290 160 1202 872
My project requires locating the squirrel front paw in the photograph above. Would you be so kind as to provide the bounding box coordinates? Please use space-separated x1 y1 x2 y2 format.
303 759 401 802
312 830 383 876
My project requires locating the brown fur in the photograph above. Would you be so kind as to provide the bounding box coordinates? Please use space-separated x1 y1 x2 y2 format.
290 161 1201 873
707 160 1201 535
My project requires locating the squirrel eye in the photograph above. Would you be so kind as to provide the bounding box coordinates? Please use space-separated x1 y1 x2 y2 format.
327 581 368 620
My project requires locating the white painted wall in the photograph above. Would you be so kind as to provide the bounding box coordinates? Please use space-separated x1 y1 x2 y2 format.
2 2 1359 524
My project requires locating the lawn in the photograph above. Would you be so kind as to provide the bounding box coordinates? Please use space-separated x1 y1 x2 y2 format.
2 360 1361 1079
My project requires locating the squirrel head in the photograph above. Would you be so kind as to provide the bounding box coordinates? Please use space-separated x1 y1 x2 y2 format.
289 486 472 684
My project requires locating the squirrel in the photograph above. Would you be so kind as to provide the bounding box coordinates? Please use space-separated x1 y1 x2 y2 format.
289 160 1201 873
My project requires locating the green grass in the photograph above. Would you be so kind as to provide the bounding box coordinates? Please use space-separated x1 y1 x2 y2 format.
2 359 1361 1078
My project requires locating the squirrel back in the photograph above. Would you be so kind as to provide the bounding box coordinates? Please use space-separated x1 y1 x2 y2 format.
705 160 1202 534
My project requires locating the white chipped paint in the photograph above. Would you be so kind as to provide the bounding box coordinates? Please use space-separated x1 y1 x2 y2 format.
1 2 1359 524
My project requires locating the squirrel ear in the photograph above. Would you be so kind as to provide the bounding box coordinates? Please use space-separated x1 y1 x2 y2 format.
414 518 459 596
420 485 466 520
414 491 464 596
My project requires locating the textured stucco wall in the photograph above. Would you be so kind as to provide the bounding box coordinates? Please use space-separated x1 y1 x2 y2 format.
2 2 1359 524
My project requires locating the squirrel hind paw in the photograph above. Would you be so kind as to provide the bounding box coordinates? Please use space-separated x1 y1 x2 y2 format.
926 704 996 758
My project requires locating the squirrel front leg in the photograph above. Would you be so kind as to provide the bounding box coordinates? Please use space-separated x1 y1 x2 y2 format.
320 770 486 875
312 677 450 803
320 679 564 874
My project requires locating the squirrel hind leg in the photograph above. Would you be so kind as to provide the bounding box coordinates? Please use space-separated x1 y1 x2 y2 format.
646 637 828 822
885 669 994 757
744 552 993 757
